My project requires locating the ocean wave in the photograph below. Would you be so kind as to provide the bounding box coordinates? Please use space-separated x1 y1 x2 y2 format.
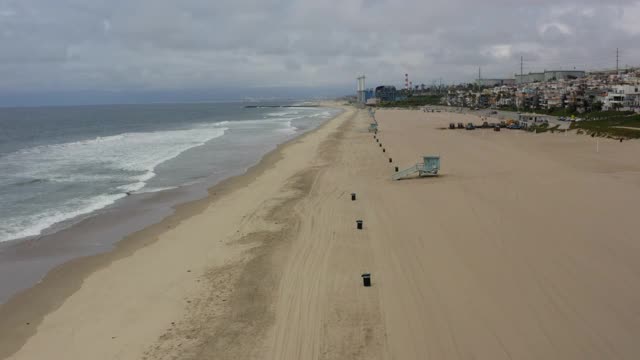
2 125 228 180
0 193 126 242
0 124 229 242
266 110 300 117
310 111 333 118
275 119 298 135
135 186 178 194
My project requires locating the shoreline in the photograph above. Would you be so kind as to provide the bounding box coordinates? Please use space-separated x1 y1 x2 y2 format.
0 104 342 303
5 105 639 359
0 102 351 359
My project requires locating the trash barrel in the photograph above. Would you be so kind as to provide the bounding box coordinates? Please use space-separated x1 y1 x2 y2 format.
395 166 399 172
351 193 356 201
389 158 392 163
383 148 386 152
379 143 382 147
362 273 371 287
356 220 363 230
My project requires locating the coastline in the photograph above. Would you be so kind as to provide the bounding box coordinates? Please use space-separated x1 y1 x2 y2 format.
0 102 352 359
4 105 640 359
0 103 337 304
0 103 340 304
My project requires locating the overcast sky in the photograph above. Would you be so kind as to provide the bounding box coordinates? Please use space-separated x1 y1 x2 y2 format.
1 0 639 104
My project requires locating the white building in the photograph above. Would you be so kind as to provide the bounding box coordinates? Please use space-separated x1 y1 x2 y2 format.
516 70 585 84
603 85 640 110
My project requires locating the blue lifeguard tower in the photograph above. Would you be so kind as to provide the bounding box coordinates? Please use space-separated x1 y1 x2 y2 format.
392 156 440 180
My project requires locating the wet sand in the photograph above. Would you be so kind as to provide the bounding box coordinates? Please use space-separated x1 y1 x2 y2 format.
3 107 640 359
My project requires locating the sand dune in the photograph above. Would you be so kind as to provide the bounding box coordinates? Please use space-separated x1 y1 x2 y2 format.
3 107 640 359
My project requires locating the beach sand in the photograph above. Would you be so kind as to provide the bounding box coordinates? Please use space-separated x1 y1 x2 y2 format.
2 106 640 359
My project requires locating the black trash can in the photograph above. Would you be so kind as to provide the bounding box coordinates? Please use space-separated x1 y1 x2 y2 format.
383 148 386 153
356 220 363 230
361 273 371 287
351 193 356 201
379 143 382 147
395 166 399 172
389 158 392 163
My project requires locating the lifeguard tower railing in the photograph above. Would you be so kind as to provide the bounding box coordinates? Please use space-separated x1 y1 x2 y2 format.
392 156 440 180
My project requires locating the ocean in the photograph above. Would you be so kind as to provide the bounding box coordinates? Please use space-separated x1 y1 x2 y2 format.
0 102 341 301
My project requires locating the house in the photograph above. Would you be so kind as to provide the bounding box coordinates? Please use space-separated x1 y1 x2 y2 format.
601 85 639 110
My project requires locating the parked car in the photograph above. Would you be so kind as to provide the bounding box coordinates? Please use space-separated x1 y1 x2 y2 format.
457 122 464 129
494 125 501 132
465 123 475 130
491 110 498 114
499 121 507 128
449 123 455 129
482 121 489 128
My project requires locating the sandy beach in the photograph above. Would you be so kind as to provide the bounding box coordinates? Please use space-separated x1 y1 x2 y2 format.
2 105 640 359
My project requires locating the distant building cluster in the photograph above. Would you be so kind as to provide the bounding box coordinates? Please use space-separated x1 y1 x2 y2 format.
446 68 640 112
353 67 640 113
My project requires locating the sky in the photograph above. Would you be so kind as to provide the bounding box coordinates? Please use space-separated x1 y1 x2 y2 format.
1 0 640 105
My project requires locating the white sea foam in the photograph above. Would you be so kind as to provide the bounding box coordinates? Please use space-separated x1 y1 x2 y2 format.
266 110 299 117
136 186 178 194
0 193 126 242
0 123 228 242
0 107 336 243
4 124 228 181
275 119 298 134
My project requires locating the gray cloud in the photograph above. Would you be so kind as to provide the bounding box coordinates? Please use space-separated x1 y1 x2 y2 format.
0 0 639 97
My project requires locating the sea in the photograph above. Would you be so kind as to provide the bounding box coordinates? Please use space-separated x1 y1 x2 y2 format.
0 101 341 302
